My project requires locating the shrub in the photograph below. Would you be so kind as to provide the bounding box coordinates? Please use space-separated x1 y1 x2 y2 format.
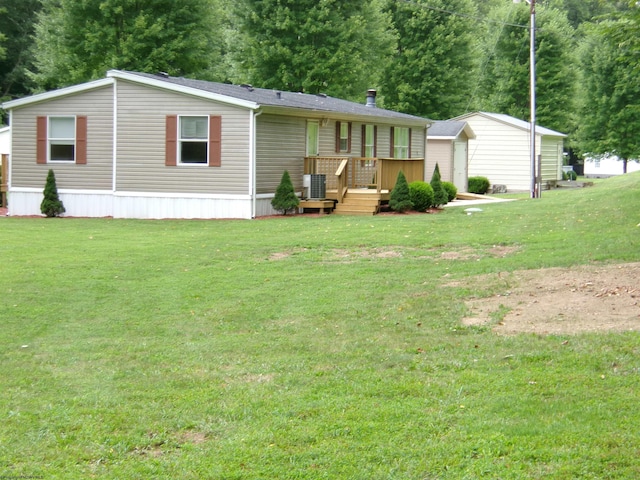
271 170 299 215
430 163 449 207
40 169 65 217
468 176 490 194
389 171 413 213
408 181 434 212
442 181 457 202
563 170 577 181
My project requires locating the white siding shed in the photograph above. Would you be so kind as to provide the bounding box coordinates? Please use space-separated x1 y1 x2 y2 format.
453 112 566 192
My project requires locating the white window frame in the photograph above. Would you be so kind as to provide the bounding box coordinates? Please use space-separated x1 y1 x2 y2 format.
178 115 209 165
48 116 76 163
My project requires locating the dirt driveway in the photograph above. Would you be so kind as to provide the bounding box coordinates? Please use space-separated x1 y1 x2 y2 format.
460 262 640 335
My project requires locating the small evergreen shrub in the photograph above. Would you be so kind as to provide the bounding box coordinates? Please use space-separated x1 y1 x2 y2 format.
271 170 300 215
389 170 413 213
430 163 448 207
442 181 457 202
563 170 577 181
408 181 434 212
468 176 490 194
40 169 65 217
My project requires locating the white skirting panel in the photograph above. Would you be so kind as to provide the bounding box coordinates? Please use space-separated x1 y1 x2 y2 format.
8 189 254 219
113 194 252 219
8 189 113 217
254 196 279 217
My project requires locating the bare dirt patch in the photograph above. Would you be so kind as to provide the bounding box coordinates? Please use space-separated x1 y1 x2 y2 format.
461 262 640 335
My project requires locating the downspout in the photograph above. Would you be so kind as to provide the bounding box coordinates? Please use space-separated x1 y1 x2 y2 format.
112 79 118 194
8 110 12 192
250 109 262 218
424 122 433 182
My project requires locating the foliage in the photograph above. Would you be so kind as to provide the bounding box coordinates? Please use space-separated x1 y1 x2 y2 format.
381 0 477 118
430 163 449 207
232 0 395 101
40 169 65 217
30 0 228 90
1 174 640 477
271 170 299 215
442 181 458 202
468 176 490 194
389 170 413 212
576 16 640 166
563 170 578 181
473 3 577 136
408 181 434 212
0 0 40 122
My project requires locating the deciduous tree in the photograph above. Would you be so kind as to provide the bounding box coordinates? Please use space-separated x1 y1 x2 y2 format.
382 0 477 119
577 15 640 171
31 0 228 90
232 0 395 101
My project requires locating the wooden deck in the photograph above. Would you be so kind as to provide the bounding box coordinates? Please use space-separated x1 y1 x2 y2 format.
303 156 423 216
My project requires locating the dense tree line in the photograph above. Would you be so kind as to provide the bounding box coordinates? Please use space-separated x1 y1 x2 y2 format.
1 0 638 163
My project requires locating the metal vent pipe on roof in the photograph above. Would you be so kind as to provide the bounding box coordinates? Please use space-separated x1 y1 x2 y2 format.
366 89 377 107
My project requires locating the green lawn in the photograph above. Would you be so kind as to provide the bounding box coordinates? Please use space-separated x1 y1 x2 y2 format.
1 173 640 479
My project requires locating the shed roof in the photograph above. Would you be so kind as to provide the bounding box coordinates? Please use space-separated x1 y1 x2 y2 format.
427 120 475 139
453 111 566 138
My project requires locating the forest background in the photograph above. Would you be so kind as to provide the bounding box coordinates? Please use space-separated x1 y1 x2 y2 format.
0 0 639 165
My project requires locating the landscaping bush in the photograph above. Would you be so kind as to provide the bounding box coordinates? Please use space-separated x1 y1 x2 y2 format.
430 163 448 207
408 181 434 212
40 169 65 217
442 181 457 202
468 176 490 194
563 170 577 181
389 171 413 213
271 170 299 215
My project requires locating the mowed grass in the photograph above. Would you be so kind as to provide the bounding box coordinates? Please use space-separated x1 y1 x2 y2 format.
1 173 639 479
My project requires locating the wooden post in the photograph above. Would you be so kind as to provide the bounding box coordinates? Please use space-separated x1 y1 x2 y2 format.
1 154 8 208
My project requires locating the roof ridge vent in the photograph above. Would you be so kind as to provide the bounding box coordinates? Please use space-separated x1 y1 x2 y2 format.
157 72 169 78
241 84 254 92
316 93 327 98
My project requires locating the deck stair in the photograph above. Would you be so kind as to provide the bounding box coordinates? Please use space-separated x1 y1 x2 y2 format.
333 190 383 216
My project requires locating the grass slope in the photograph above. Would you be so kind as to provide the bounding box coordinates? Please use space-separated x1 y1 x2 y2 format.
1 173 639 479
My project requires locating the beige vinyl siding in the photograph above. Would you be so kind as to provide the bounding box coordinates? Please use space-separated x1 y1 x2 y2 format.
10 86 114 190
255 114 306 194
466 115 531 191
426 140 452 181
115 81 251 195
540 138 563 182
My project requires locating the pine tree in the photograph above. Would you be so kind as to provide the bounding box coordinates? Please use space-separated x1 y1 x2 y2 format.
271 170 299 215
40 169 65 217
389 170 413 213
430 163 448 207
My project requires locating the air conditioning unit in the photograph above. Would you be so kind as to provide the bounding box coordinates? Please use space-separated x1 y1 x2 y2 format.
309 174 326 200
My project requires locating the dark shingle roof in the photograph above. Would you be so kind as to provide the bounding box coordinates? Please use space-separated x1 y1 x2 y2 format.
427 121 467 138
127 71 430 124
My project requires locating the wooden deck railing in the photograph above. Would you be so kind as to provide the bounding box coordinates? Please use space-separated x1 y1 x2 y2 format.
304 156 425 194
1 154 7 208
335 158 349 203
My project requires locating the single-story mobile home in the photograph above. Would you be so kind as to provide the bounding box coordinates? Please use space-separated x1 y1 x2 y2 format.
453 112 566 192
584 156 640 178
2 70 432 218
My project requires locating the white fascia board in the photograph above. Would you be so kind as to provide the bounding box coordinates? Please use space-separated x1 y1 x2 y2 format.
107 70 259 111
2 78 114 110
